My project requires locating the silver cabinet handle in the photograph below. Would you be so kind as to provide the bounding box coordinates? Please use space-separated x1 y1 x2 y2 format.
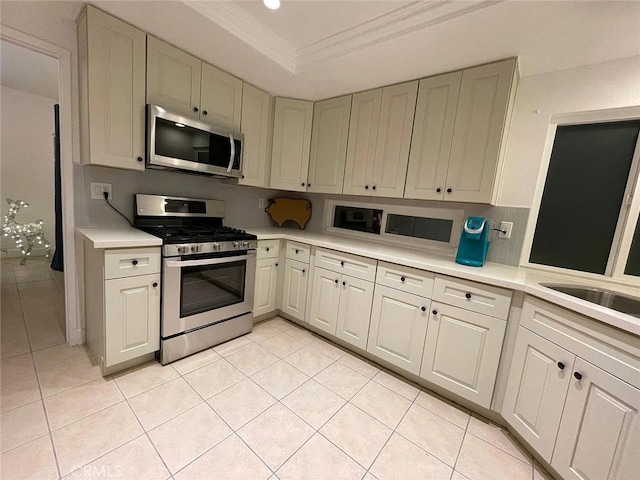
227 133 235 173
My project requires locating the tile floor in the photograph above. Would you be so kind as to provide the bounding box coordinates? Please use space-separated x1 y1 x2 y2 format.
1 259 554 479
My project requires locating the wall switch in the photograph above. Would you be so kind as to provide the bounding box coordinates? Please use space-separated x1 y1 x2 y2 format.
499 221 513 239
90 182 112 200
258 198 265 209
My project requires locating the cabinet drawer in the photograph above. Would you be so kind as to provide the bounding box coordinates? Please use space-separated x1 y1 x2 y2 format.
257 240 280 259
376 262 434 298
314 247 377 282
432 275 512 320
104 247 160 280
285 241 311 263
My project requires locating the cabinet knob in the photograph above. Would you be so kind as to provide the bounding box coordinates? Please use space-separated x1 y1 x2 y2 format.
301 182 305 187
400 276 406 282
302 269 306 274
193 107 199 112
266 247 270 252
372 185 376 190
241 175 245 179
132 260 138 266
465 292 472 299
295 249 299 254
557 362 565 370
446 188 452 193
340 261 344 266
432 309 438 315
342 281 346 286
573 372 583 380
275 263 278 267
335 279 339 284
152 282 158 288
137 156 143 162
436 187 442 193
307 183 311 187
421 306 426 312
365 185 369 190
203 110 208 116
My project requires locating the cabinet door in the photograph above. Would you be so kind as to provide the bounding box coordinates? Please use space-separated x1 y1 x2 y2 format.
308 267 341 336
200 63 243 131
552 358 640 480
336 276 374 350
371 81 418 198
307 95 352 194
343 89 381 195
405 72 461 200
83 6 146 170
146 36 201 120
280 259 309 322
501 327 575 461
367 285 429 375
420 302 507 408
104 274 160 366
446 59 516 203
239 84 274 188
270 98 314 192
254 258 278 318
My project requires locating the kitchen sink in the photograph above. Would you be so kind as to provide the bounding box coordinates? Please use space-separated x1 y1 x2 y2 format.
540 284 640 318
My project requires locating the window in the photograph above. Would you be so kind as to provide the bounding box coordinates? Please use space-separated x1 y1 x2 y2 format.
524 108 640 282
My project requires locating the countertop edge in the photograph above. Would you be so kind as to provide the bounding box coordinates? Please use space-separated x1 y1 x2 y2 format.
75 226 162 249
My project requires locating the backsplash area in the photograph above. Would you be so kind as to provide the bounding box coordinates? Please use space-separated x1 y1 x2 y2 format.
78 166 529 267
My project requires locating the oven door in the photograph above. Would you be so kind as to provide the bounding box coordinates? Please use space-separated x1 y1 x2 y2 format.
162 251 256 337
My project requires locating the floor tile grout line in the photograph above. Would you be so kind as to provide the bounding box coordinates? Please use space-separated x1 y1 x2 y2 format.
465 429 534 467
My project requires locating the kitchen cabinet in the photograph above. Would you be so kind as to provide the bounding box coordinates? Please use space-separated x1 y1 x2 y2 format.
254 240 280 319
78 6 146 171
308 267 342 336
239 84 274 188
280 259 309 322
420 302 507 408
270 98 314 192
147 36 243 130
343 82 418 197
367 284 430 375
307 95 352 194
502 297 640 477
83 244 161 375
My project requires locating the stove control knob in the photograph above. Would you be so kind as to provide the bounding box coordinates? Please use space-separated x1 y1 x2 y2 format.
212 242 219 251
191 245 202 253
177 245 189 254
242 241 250 249
233 241 240 249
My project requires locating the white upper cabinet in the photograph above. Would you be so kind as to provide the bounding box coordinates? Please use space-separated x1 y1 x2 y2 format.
307 95 352 194
270 98 314 192
78 6 146 170
147 37 243 130
343 82 418 198
372 81 418 198
405 72 462 200
343 89 382 195
239 84 274 188
446 59 517 203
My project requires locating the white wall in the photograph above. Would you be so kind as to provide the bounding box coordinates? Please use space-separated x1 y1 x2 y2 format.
498 55 640 207
0 86 57 254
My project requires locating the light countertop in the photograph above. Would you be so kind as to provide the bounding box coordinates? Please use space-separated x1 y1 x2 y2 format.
246 227 640 337
75 226 162 249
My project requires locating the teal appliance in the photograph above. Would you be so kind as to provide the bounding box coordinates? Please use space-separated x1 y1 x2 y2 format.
456 217 490 267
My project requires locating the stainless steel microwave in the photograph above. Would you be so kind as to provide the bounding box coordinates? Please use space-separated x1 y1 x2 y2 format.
146 104 243 178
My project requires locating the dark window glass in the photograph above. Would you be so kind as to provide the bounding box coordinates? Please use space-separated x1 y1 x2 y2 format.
625 214 640 277
180 260 245 317
333 206 382 234
385 214 453 243
530 121 640 274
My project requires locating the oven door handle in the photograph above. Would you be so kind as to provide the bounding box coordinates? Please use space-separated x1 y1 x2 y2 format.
165 252 255 268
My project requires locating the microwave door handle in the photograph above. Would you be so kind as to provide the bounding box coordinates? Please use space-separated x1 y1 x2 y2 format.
165 252 255 268
227 134 235 173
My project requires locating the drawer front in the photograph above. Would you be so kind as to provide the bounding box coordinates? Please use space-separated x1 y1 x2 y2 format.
257 239 280 259
314 247 377 282
432 275 512 320
376 261 434 298
104 247 160 280
285 241 311 263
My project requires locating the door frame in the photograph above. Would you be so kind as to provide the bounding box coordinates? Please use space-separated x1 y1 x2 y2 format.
1 26 81 345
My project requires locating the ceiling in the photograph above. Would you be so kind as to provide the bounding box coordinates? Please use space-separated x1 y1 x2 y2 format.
28 1 640 100
0 40 59 100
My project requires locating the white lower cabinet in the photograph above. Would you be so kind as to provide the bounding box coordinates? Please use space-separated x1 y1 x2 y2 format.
253 258 279 318
308 267 342 335
367 285 430 375
420 302 507 408
280 258 309 322
104 274 160 366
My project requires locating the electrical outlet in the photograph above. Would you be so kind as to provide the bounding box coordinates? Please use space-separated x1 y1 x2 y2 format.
90 182 112 200
258 198 265 209
499 221 513 239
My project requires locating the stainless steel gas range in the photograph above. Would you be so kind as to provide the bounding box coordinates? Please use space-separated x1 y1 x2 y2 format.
134 194 257 364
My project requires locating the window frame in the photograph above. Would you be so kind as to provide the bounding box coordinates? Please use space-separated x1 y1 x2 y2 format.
323 199 464 255
520 106 640 285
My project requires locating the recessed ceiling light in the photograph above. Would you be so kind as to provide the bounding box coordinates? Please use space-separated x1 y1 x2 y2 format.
263 0 280 10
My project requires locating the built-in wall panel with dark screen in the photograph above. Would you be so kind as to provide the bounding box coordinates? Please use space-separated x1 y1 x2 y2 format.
530 120 640 274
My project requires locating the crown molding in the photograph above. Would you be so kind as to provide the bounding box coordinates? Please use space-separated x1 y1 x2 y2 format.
296 0 504 72
183 0 297 72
